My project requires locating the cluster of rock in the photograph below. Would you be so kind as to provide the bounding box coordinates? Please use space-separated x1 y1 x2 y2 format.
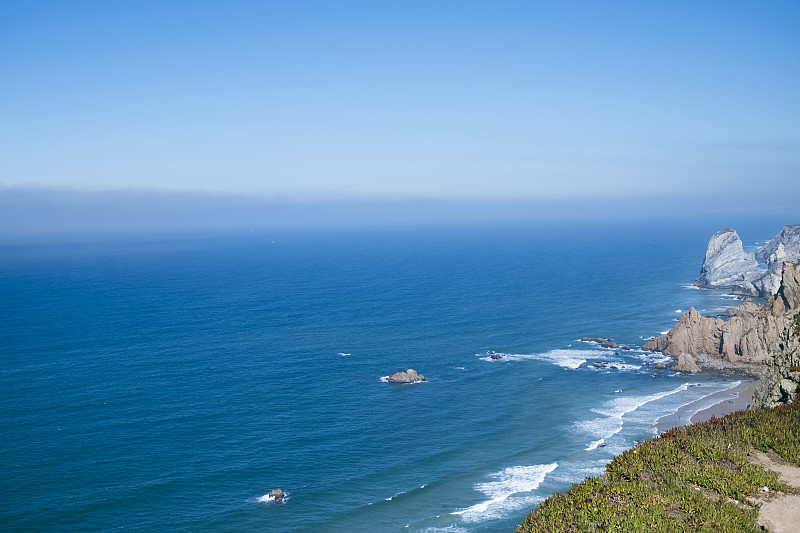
695 225 800 297
386 369 426 384
753 313 800 408
580 337 631 350
644 262 800 375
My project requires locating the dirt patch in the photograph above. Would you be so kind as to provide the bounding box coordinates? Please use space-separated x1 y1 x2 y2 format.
749 450 800 533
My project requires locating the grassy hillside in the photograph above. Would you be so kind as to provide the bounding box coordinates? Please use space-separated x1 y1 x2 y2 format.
517 401 799 532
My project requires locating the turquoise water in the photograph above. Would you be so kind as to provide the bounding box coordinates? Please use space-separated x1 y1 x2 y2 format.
0 220 777 532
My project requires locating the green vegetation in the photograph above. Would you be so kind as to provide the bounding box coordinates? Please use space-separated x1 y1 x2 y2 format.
517 402 800 532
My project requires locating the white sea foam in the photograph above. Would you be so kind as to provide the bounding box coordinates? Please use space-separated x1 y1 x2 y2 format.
452 463 557 521
483 349 590 369
675 309 682 313
682 285 701 290
257 492 288 504
585 438 605 450
654 381 742 428
578 384 692 447
588 361 642 372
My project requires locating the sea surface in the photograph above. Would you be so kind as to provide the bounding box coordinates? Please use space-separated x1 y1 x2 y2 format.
0 219 783 532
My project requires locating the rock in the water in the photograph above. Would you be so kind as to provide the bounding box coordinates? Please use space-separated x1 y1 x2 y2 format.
386 369 426 383
671 353 700 373
693 225 800 298
269 489 285 503
622 345 631 351
695 228 762 291
601 341 618 349
655 363 667 370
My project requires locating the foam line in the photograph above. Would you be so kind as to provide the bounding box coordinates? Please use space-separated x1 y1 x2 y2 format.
452 463 557 521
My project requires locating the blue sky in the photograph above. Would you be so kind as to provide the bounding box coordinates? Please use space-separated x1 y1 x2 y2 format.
1 1 799 208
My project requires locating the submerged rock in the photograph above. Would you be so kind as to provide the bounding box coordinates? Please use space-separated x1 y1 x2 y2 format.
386 369 426 384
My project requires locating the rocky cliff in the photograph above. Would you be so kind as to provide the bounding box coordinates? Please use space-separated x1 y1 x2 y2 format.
695 228 761 292
695 225 800 297
755 224 800 261
645 262 800 374
753 313 800 408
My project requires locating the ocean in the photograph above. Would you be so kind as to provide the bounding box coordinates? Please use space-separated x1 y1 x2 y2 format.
0 218 783 532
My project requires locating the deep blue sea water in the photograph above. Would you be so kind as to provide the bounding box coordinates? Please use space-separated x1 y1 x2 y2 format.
0 219 784 532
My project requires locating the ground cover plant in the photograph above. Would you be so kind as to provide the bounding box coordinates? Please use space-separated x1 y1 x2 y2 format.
517 401 800 532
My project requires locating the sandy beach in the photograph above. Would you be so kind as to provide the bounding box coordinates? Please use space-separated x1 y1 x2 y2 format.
690 381 757 423
657 380 757 434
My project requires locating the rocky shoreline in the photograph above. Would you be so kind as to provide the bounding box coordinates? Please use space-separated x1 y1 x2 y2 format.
642 225 800 410
643 260 799 382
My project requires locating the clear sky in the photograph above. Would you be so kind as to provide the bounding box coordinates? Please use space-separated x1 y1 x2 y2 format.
1 1 799 207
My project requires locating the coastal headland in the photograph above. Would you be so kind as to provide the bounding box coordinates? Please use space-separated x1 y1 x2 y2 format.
517 226 800 532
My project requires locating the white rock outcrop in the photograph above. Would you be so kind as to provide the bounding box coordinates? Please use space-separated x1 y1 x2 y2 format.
695 225 800 298
695 229 761 294
756 225 800 262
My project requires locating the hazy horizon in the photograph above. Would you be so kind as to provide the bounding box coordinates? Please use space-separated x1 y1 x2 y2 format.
1 185 796 244
2 2 799 236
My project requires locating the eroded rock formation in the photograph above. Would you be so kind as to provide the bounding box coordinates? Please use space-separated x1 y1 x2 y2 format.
645 262 800 374
695 228 761 294
694 225 800 298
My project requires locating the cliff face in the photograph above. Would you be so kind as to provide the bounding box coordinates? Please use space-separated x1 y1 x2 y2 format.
753 313 800 408
755 224 800 261
694 225 800 298
694 228 761 292
645 262 800 374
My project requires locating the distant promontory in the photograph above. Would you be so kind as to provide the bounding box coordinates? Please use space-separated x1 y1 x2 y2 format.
694 225 800 298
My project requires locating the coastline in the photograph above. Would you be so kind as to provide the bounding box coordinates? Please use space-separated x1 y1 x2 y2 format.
689 381 757 423
656 380 756 434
